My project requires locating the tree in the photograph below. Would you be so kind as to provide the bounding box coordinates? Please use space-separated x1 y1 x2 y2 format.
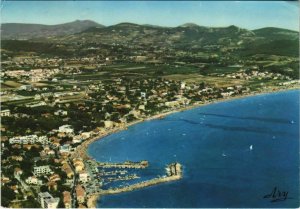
40 185 48 192
21 196 40 208
1 185 16 207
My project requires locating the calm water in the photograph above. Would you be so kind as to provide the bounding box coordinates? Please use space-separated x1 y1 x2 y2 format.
88 90 299 208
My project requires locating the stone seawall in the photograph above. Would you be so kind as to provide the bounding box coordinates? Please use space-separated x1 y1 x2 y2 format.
102 174 181 195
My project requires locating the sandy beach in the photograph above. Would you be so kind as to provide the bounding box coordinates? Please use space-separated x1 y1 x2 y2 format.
81 86 299 208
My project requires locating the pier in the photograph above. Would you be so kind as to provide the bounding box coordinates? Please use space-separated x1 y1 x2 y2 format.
97 160 149 169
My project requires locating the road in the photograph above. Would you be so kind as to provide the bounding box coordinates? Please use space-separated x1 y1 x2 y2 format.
67 159 78 208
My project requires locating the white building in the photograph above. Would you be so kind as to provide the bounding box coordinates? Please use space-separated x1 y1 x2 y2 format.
72 135 83 144
54 110 68 116
0 109 11 117
36 136 50 145
79 171 89 183
140 92 146 98
180 82 186 89
33 166 52 176
19 85 32 91
26 176 43 185
81 132 92 139
165 101 179 107
26 101 47 108
104 121 114 129
45 196 60 209
58 125 74 134
221 92 234 97
38 192 59 209
9 135 49 145
59 144 71 154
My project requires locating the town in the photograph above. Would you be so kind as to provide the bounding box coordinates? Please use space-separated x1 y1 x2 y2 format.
1 53 299 208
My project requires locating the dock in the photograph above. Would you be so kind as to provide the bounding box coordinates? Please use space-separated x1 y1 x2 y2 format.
97 160 149 169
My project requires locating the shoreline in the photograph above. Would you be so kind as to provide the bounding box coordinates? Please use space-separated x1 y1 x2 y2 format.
80 86 299 208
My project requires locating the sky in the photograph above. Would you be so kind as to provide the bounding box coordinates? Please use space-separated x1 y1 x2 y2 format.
1 1 299 31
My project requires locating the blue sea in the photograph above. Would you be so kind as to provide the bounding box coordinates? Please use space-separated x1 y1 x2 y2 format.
88 90 300 208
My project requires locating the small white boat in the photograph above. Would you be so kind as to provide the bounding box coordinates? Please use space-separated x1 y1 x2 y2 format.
291 120 295 124
250 145 253 151
222 152 226 157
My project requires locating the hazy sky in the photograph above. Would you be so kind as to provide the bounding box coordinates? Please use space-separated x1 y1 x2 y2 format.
1 1 299 31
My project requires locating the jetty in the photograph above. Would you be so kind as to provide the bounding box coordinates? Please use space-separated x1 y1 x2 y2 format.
89 163 182 198
97 160 149 169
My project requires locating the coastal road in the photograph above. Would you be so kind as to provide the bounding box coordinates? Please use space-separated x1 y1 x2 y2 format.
68 159 78 208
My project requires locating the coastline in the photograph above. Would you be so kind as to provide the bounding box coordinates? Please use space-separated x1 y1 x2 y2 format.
80 86 299 208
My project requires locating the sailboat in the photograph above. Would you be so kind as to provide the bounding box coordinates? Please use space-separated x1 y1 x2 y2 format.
249 145 253 151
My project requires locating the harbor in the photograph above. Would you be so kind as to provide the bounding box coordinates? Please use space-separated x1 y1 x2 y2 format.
86 162 183 207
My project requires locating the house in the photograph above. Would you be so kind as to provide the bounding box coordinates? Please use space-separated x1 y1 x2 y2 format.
61 163 74 178
138 105 145 110
47 181 58 191
26 176 42 185
221 92 234 97
14 167 23 176
38 192 59 209
33 165 52 176
180 82 186 89
59 144 71 154
40 147 55 156
79 170 89 183
19 85 32 91
72 135 83 144
63 191 72 209
80 132 92 139
1 176 10 185
165 101 179 107
73 158 85 172
54 110 68 116
141 92 146 98
0 109 11 117
104 121 114 129
58 125 74 134
48 174 61 182
75 185 86 203
11 155 23 161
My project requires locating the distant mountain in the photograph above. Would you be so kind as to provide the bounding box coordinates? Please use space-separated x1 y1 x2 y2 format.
1 20 104 40
179 23 201 28
57 22 255 46
253 27 299 40
1 22 298 58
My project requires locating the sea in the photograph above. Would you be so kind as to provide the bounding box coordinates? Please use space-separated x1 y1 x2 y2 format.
88 89 299 208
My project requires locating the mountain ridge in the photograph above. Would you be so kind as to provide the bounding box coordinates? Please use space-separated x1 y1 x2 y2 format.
1 20 104 40
2 20 299 41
